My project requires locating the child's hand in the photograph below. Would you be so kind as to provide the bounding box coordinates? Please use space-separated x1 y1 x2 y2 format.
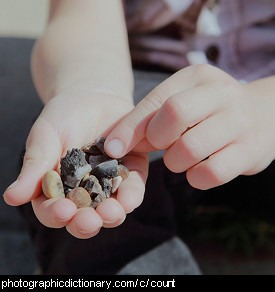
105 64 275 190
4 89 148 239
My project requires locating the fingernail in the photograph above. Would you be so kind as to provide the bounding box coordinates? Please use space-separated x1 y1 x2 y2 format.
6 179 18 190
55 217 71 223
106 139 124 158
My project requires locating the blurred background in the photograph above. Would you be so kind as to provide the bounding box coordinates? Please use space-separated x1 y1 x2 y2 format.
0 0 275 275
0 0 48 274
0 0 48 38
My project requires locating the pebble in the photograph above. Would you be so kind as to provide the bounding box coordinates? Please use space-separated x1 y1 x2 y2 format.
44 137 130 209
66 187 92 208
61 148 91 188
117 164 129 180
111 176 123 193
91 159 118 179
81 137 107 156
82 175 102 197
42 170 65 199
90 190 107 208
88 154 108 169
99 177 112 198
95 136 107 156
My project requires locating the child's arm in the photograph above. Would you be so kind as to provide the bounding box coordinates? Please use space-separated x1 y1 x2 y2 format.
32 0 133 103
105 64 275 189
4 0 148 239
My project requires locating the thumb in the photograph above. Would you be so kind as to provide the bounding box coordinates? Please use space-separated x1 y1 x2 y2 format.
3 117 62 206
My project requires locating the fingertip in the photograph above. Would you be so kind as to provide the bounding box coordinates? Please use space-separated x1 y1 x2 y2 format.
66 207 103 239
3 177 35 206
3 187 20 206
96 198 125 225
105 138 125 158
117 178 145 214
53 198 78 222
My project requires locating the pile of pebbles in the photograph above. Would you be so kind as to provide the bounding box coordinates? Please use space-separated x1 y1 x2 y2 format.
42 137 129 208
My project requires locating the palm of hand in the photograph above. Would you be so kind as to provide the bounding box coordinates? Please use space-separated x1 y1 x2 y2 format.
4 92 148 239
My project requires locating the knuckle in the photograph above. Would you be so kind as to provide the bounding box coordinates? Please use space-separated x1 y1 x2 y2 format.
189 63 216 81
205 158 228 186
164 94 193 127
163 95 183 124
142 91 165 113
178 134 202 162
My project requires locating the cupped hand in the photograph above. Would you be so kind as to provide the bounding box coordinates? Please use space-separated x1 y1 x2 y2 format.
105 64 275 190
4 89 148 239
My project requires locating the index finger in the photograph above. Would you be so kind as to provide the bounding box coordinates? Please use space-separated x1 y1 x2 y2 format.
104 64 218 158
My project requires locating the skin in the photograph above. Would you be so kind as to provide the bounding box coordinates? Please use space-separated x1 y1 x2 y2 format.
3 0 275 239
105 64 275 190
3 0 147 239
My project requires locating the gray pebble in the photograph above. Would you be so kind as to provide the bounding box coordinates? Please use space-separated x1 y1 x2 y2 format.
100 177 112 198
88 154 109 169
91 159 118 179
82 175 103 197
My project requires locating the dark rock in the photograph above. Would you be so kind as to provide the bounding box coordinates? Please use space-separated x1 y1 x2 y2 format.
88 154 109 169
81 137 108 156
60 148 92 188
91 159 118 179
95 136 107 155
99 177 112 198
82 175 102 197
90 191 107 208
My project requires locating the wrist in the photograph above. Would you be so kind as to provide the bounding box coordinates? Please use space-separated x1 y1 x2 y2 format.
31 36 134 105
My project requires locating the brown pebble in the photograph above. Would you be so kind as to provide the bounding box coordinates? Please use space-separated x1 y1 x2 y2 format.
117 165 129 180
67 187 92 208
42 170 65 199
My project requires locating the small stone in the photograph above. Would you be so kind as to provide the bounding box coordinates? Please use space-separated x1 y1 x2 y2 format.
100 177 112 198
90 190 107 208
82 175 102 197
63 185 73 195
91 159 118 179
88 155 109 169
117 164 129 180
42 170 65 199
82 137 111 157
111 176 123 193
67 187 92 208
95 137 107 155
82 143 102 155
60 148 92 188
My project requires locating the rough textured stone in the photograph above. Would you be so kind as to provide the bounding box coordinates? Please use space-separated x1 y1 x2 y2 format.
82 137 110 157
99 177 112 198
42 170 65 199
95 136 107 156
66 187 92 208
82 175 102 198
60 148 91 188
